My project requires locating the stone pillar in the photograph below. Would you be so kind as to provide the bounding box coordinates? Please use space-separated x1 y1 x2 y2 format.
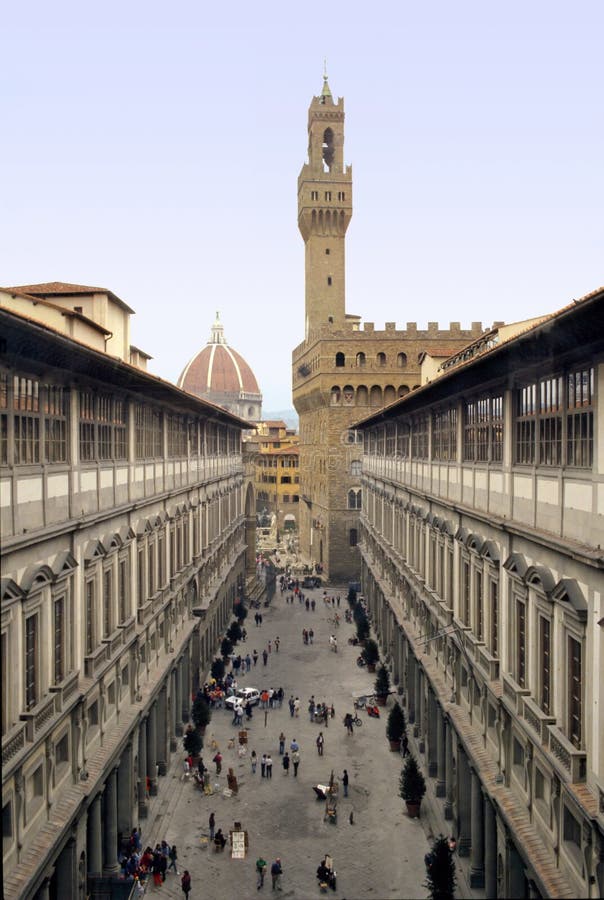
444 717 453 819
417 670 425 751
484 791 497 899
157 686 168 776
138 719 148 818
169 668 178 751
55 837 77 898
436 705 446 797
103 767 120 875
470 768 485 887
182 652 190 724
117 743 133 841
407 655 416 724
86 792 103 877
147 703 158 796
457 747 471 857
427 689 437 776
414 658 422 735
175 659 184 736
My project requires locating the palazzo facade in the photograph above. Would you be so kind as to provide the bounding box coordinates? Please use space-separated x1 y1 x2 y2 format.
356 287 604 898
292 77 487 582
1 287 255 899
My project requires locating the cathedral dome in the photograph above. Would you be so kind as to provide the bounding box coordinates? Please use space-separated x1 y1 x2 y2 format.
177 313 262 421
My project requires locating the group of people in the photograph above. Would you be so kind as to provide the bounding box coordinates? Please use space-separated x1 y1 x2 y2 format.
309 696 335 725
301 627 315 644
249 734 302 778
118 831 192 896
255 856 283 890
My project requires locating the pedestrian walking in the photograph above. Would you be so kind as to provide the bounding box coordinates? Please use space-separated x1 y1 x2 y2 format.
316 732 324 756
261 754 267 777
305 598 310 611
275 636 280 652
282 752 290 775
402 734 409 757
266 754 273 778
213 751 222 774
308 696 315 722
271 858 283 890
168 844 179 874
302 628 308 645
251 750 258 774
337 595 340 607
262 649 268 666
344 713 354 735
246 653 252 671
311 599 316 611
342 769 349 797
288 695 295 717
290 738 299 753
209 812 216 841
309 628 314 644
278 732 285 755
292 749 300 776
256 856 267 889
294 697 300 717
268 640 272 653
253 649 259 666
181 870 191 898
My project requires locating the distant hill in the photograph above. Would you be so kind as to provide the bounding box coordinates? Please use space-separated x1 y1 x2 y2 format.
263 409 299 431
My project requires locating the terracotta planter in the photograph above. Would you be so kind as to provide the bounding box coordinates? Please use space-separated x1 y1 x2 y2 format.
366 663 376 673
405 800 421 818
376 695 388 706
388 739 401 752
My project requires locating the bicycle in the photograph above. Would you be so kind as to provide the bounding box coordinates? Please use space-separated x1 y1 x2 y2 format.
352 714 362 727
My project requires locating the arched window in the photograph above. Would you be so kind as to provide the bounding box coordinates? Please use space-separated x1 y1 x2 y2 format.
330 386 341 406
350 460 362 476
377 352 386 367
348 489 362 510
323 128 335 170
397 352 407 368
356 352 366 367
398 385 410 397
335 352 345 367
349 528 358 547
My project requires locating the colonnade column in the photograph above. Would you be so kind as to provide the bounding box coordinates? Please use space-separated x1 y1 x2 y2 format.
147 703 158 796
414 659 421 735
457 746 471 857
436 705 446 797
175 660 184 736
169 669 178 751
427 689 437 776
182 652 190 725
117 742 133 842
138 718 148 818
157 686 168 776
470 768 485 886
484 790 497 898
407 655 416 724
103 766 120 875
86 792 103 877
444 717 453 819
54 838 77 897
417 670 426 751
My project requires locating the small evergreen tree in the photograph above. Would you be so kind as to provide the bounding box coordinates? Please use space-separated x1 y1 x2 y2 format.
361 638 379 666
210 657 225 681
183 726 203 757
374 664 391 698
399 755 426 804
347 586 357 606
226 620 242 645
386 702 407 743
235 603 248 624
191 694 211 730
220 636 233 659
424 834 456 900
356 615 370 643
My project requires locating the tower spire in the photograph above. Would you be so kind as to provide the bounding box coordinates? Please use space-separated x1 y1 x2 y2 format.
209 311 226 344
321 59 332 102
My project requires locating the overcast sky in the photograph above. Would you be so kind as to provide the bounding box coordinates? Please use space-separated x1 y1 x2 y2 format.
2 1 603 411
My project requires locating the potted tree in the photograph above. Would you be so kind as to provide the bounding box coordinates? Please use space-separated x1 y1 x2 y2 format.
347 586 357 607
424 834 457 900
183 725 203 764
226 620 242 646
235 603 248 625
399 754 426 818
386 702 407 751
191 694 212 735
210 657 225 682
374 664 391 704
220 636 233 660
361 638 379 672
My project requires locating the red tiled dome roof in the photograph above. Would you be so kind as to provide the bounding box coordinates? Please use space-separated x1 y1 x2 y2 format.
177 314 261 398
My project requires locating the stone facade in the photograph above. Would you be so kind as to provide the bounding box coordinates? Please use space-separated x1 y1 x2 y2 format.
356 287 604 899
292 78 486 582
0 294 255 899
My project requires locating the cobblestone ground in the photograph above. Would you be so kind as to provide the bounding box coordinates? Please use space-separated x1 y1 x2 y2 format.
143 584 437 899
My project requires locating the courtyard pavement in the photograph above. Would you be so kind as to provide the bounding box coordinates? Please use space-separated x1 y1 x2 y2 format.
141 582 472 899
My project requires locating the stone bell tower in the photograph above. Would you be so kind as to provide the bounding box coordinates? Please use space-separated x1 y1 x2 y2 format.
298 73 353 338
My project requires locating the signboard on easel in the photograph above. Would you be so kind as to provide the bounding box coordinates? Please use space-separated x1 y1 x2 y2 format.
231 831 246 859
